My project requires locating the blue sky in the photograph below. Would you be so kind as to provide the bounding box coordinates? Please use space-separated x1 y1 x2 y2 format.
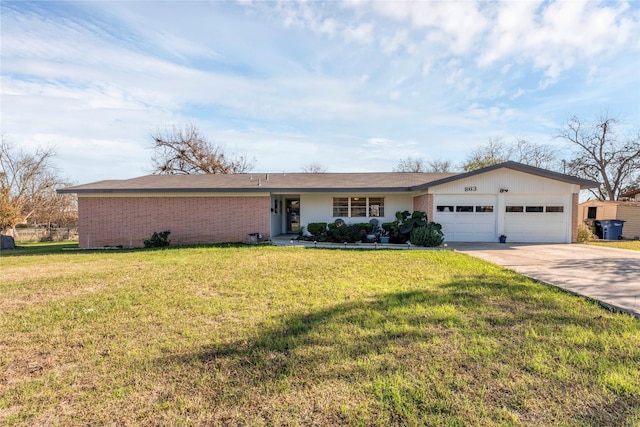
1 0 639 184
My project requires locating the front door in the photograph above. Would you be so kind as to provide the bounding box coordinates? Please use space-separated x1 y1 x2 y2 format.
286 199 300 233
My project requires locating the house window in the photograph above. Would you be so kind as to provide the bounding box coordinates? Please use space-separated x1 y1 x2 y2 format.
587 206 597 219
526 206 544 213
350 197 367 217
369 197 384 217
546 206 564 213
476 206 494 213
506 206 524 212
456 206 474 213
437 205 454 212
333 198 349 217
332 197 384 218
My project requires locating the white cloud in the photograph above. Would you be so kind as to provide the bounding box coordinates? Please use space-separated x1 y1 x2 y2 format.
1 0 638 183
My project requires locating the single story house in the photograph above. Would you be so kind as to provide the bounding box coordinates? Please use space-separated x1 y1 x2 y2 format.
578 200 640 239
58 161 598 248
620 188 640 202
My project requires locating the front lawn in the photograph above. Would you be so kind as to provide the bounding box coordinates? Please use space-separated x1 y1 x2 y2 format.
587 240 640 251
1 245 638 425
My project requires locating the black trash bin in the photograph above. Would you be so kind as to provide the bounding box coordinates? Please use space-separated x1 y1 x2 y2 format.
593 220 603 239
599 220 625 240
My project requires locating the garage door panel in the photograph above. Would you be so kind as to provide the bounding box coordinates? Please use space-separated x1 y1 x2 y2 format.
504 195 568 243
434 195 497 242
449 231 495 242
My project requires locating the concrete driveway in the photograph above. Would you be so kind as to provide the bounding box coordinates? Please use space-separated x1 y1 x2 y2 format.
448 243 640 317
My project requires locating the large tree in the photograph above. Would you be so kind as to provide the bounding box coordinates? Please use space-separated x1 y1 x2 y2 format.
0 134 72 234
559 113 640 201
462 137 558 171
151 123 255 175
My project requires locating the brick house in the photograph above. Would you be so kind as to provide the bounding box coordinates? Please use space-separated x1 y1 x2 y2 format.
58 162 597 248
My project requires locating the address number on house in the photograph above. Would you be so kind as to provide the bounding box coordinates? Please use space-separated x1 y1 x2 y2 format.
464 186 477 192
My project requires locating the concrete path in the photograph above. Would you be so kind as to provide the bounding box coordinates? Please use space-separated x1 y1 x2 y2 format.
449 243 640 317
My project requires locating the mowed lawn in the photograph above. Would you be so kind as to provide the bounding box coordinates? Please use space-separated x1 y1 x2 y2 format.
1 244 639 426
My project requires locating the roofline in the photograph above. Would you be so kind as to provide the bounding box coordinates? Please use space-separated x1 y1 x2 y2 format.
411 161 600 190
620 188 640 197
58 186 417 195
57 162 600 195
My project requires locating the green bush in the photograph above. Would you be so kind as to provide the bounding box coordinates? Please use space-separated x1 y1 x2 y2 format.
307 222 327 236
327 222 351 243
387 210 429 243
410 223 444 247
144 230 171 248
577 224 596 243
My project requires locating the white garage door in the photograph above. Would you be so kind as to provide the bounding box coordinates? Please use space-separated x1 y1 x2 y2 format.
504 196 568 243
434 195 497 242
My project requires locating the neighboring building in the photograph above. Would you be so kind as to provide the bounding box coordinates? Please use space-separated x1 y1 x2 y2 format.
58 161 597 248
578 200 640 239
620 188 640 202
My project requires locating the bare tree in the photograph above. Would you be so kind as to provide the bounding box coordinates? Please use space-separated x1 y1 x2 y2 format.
512 138 559 169
426 159 454 173
151 123 255 175
462 137 558 171
0 134 72 234
559 113 640 200
462 138 511 171
300 162 328 173
393 156 427 172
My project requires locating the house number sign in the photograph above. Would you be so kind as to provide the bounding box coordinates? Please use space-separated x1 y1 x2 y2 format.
464 186 477 192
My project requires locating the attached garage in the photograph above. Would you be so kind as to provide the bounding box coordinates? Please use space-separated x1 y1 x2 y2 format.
422 163 596 244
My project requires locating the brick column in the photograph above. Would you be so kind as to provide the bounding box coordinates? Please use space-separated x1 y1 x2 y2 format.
413 193 434 219
571 193 579 243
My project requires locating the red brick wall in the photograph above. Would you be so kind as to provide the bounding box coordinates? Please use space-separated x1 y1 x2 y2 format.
571 193 579 243
78 196 270 248
413 193 433 219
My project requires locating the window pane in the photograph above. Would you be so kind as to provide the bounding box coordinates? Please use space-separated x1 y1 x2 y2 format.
546 206 564 213
369 197 384 217
526 206 544 213
351 197 367 217
333 198 348 217
506 206 524 213
476 205 494 213
456 206 473 213
437 205 454 212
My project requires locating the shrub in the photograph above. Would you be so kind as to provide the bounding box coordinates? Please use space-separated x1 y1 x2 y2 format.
410 223 444 247
307 222 327 237
387 210 429 243
577 224 596 243
144 230 171 248
327 222 351 243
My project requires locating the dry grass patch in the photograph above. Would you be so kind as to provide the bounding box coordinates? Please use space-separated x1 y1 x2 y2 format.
587 240 640 251
1 244 639 426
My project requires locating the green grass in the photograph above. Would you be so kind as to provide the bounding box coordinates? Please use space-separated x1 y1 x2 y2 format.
4 241 78 255
1 244 639 426
587 240 640 251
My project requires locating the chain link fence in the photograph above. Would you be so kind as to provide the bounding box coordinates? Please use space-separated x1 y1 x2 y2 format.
14 227 78 242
